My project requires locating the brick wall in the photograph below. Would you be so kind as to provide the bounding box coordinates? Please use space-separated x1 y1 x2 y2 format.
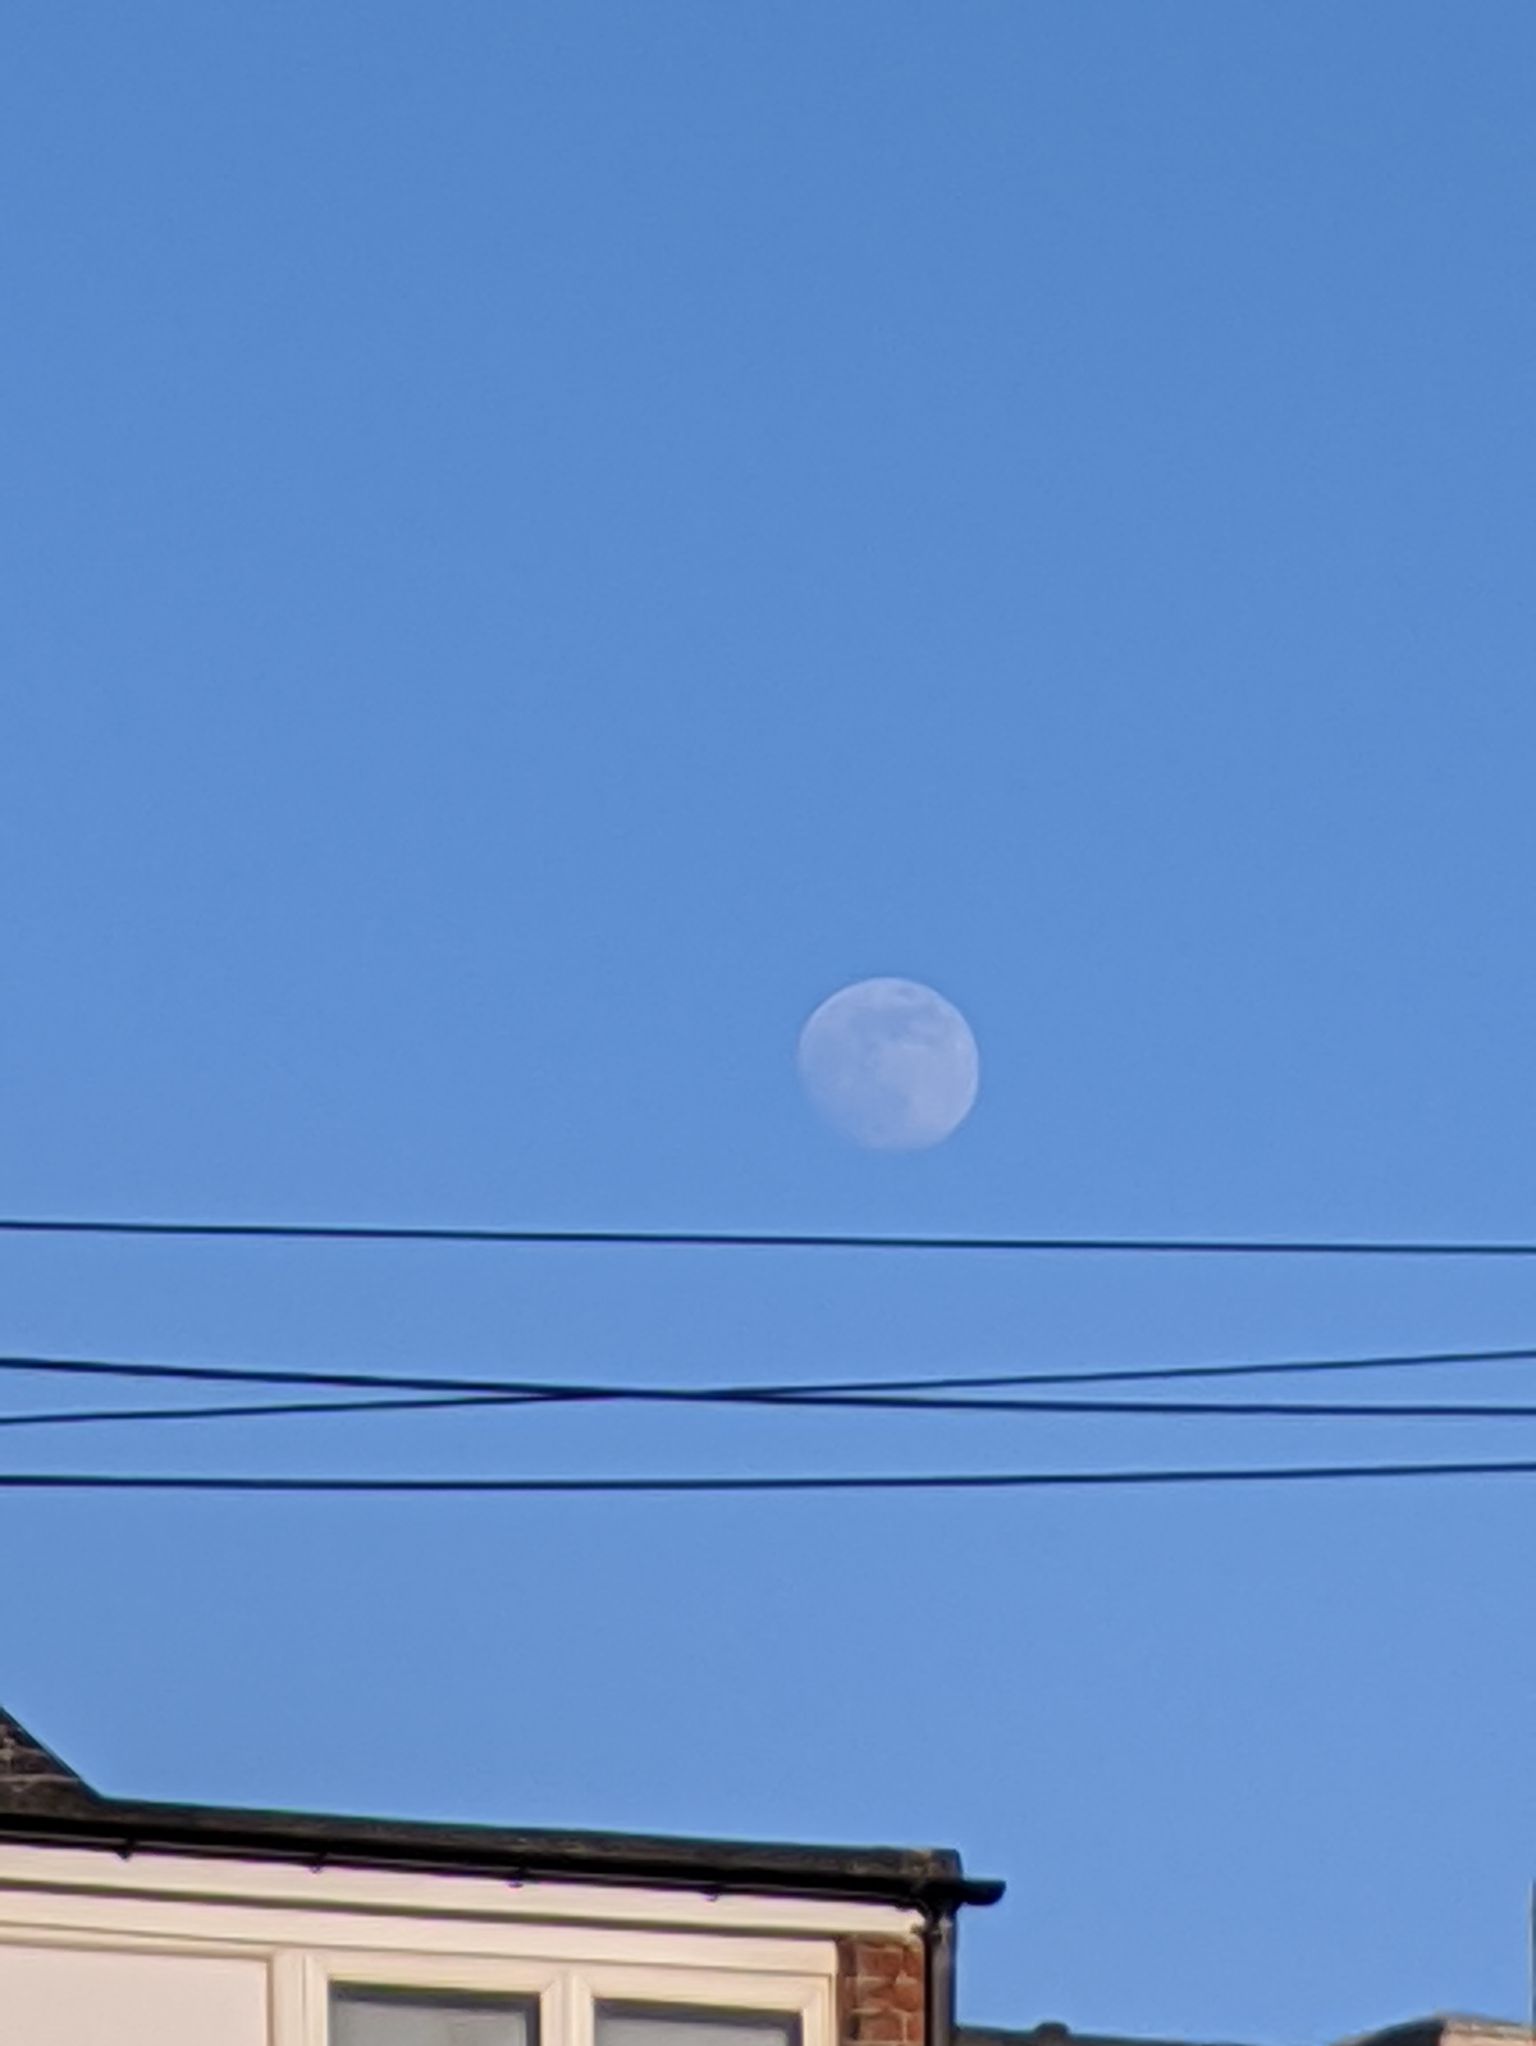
837 1935 926 2046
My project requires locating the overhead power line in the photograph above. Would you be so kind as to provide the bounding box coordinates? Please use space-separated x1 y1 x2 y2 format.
0 1392 519 1430
9 1346 1536 1428
775 1344 1536 1392
6 1341 1536 1408
9 1214 1536 1257
0 1351 604 1399
733 1388 1536 1419
6 1457 1536 1491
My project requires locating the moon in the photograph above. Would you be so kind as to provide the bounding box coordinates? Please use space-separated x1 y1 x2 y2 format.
796 978 979 1151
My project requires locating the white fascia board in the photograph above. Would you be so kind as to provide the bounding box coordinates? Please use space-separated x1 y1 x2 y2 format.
0 1842 923 1941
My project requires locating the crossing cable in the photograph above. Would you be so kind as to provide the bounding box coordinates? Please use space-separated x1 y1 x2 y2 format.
11 1342 1536 1403
10 1347 1536 1428
5 1342 1536 1400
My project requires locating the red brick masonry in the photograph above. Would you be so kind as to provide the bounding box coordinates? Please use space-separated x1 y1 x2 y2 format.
838 1936 926 2046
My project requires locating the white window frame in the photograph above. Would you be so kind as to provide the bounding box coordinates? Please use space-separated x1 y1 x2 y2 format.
278 1950 832 2046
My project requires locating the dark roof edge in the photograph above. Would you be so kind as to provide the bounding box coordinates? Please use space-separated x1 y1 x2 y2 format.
0 1796 1004 1914
957 2029 1249 2046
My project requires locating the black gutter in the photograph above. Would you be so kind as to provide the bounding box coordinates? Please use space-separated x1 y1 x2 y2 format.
0 1797 1004 1915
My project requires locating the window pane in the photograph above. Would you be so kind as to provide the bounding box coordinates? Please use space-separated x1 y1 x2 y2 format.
332 1987 534 2046
597 2004 796 2046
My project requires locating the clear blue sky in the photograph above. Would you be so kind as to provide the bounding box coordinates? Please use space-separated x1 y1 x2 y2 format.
4 4 1536 2042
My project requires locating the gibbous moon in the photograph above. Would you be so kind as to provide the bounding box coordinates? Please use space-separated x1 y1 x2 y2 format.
797 978 979 1151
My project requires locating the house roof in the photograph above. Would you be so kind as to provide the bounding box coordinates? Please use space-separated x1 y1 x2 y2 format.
0 1706 95 1814
0 1702 1002 1913
958 2025 1252 2046
1336 2021 1532 2046
958 2017 1533 2046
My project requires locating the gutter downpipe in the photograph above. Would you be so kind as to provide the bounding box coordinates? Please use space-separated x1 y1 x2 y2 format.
924 1903 958 2046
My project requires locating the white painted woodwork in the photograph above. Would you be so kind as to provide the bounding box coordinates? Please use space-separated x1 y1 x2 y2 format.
0 1842 860 2046
0 1941 267 2046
